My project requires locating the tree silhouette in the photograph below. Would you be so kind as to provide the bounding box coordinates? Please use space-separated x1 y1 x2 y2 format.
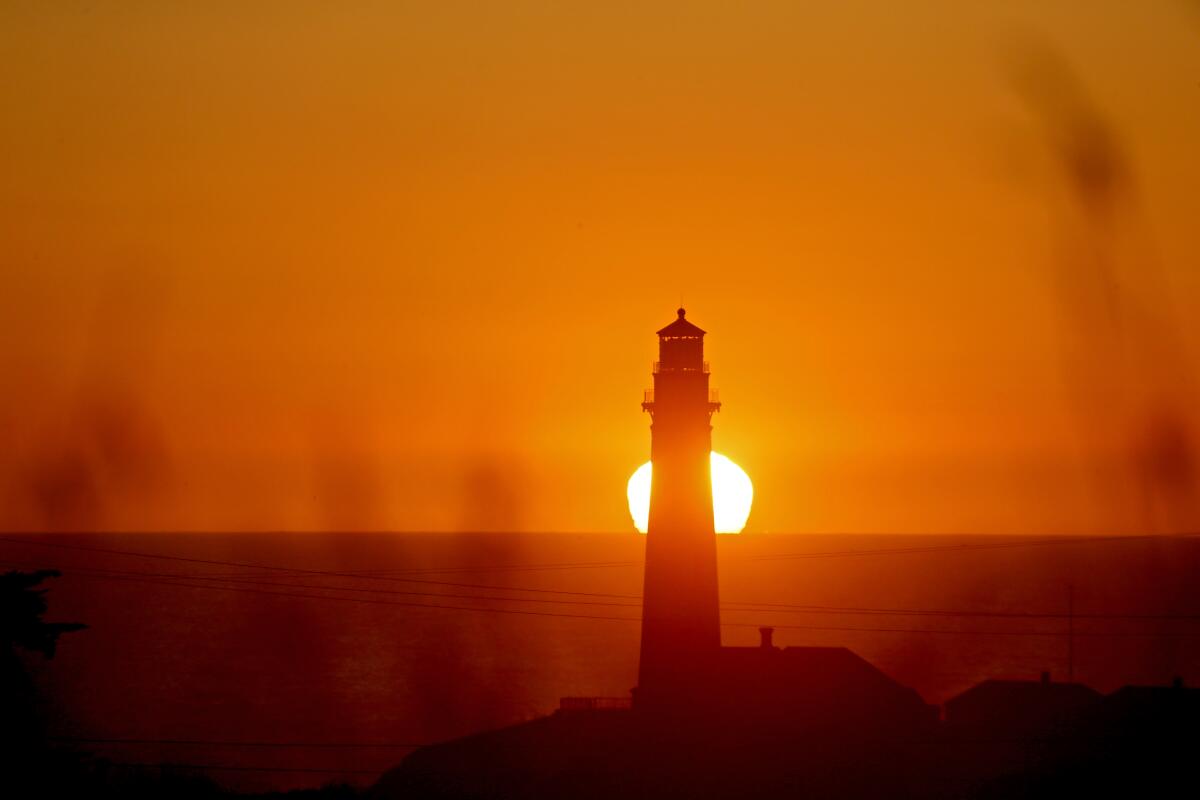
0 569 86 790
1 569 87 658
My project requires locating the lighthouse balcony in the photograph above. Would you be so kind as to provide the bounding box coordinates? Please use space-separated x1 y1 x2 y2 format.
653 360 709 374
641 389 721 413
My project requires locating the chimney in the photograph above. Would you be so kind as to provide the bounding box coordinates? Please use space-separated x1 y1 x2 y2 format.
759 627 775 649
1041 671 1051 684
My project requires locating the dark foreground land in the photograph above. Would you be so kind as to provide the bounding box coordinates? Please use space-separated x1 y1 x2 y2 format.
369 689 1199 800
10 691 1199 800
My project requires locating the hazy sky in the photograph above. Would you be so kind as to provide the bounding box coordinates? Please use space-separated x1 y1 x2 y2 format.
2 1 1198 533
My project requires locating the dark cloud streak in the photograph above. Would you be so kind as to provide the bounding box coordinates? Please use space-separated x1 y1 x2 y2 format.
1005 38 1198 534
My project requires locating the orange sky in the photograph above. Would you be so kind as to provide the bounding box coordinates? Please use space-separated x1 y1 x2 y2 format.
2 1 1198 533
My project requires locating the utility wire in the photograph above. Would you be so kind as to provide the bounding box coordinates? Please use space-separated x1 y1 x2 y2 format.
9 559 1196 638
120 531 1192 577
745 532 1197 562
4 551 1199 624
0 536 641 599
15 561 645 610
6 532 1194 587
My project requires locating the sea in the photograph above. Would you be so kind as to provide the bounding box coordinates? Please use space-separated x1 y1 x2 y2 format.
5 532 1199 792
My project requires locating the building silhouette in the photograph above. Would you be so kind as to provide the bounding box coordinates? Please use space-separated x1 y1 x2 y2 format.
706 630 936 731
944 671 1102 737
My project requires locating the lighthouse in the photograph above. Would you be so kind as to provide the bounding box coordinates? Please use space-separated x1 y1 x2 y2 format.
636 308 723 709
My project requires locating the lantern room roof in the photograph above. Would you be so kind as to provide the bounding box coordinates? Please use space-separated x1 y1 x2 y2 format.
656 307 706 338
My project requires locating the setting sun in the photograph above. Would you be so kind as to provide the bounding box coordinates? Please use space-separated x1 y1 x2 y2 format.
626 452 753 534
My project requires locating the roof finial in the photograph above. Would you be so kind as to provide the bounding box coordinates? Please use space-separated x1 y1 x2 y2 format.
677 307 686 318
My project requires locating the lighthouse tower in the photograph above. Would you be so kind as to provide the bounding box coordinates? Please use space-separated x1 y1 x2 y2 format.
636 308 723 709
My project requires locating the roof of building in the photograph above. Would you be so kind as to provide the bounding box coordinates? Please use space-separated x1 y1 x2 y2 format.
657 308 706 338
709 645 933 714
1102 681 1200 709
945 677 1102 710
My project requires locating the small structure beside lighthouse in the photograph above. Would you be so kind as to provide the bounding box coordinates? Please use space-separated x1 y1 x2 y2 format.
636 307 723 709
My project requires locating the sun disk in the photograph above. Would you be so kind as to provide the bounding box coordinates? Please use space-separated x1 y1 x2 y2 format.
626 452 753 534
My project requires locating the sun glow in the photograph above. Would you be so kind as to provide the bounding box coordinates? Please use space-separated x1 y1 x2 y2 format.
626 452 753 534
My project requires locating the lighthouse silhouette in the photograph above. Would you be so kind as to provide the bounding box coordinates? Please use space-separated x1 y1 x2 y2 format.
636 307 723 709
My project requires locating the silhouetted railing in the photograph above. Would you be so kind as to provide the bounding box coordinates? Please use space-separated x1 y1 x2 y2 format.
653 361 709 374
641 389 720 408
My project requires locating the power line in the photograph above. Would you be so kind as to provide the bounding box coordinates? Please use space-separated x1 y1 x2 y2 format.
0 536 641 599
6 532 1193 589
5 535 1199 635
721 601 1200 622
7 532 1196 603
19 561 645 610
5 552 1199 625
98 558 644 582
365 559 643 576
746 532 1197 562
67 563 1200 623
0 556 648 611
39 567 649 624
344 532 1198 572
2 558 1022 635
166 530 1200 576
13 560 1197 638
